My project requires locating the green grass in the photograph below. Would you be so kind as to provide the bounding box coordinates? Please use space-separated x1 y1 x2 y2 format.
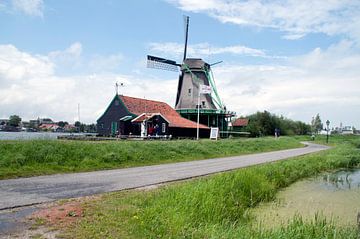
0 137 301 179
59 135 360 238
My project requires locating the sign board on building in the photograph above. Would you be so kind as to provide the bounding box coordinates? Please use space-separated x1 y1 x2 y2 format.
199 84 212 94
210 127 219 140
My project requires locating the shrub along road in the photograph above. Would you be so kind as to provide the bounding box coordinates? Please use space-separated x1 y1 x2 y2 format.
0 142 329 210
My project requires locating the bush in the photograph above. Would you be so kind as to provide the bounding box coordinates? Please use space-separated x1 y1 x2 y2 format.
242 111 311 137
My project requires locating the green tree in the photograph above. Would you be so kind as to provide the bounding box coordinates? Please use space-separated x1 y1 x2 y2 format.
74 121 81 127
244 111 311 137
83 123 97 133
57 121 68 128
74 121 81 132
9 115 22 127
295 121 311 135
311 114 323 134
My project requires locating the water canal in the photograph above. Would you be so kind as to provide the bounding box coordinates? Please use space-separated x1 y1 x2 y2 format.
252 168 360 228
0 132 93 140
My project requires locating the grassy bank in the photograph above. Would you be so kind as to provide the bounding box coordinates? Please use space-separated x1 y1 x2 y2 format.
0 137 301 179
60 136 360 238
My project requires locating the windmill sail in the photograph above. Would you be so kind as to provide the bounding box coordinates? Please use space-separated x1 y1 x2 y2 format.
147 55 180 72
183 15 189 61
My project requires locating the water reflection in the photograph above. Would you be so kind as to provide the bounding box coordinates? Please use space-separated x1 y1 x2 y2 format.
322 169 360 190
0 131 94 140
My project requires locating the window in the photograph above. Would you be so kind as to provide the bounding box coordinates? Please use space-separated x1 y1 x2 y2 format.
188 88 192 96
114 100 119 106
202 101 206 108
162 123 166 133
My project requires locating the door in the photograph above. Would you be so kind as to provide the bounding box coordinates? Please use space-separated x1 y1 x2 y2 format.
111 121 118 135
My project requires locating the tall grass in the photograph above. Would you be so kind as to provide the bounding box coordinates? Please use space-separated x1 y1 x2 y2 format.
203 215 359 239
63 136 360 238
0 137 301 179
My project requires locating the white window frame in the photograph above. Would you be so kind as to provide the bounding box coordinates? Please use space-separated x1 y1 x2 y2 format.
162 123 166 133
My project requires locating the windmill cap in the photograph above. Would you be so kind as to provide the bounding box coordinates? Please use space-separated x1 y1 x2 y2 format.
183 58 210 70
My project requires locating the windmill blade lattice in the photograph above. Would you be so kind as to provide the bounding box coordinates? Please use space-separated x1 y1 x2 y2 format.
147 55 180 72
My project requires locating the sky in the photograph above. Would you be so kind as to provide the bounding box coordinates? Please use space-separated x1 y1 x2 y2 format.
0 0 359 129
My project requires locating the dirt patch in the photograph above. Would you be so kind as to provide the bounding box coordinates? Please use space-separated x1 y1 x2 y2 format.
30 200 83 228
1 196 102 239
29 195 102 228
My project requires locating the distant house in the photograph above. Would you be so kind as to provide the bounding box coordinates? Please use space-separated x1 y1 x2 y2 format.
39 118 54 124
319 130 332 135
28 118 53 128
97 95 209 137
39 123 59 131
333 125 354 135
21 121 30 128
29 119 40 128
64 124 76 132
341 126 354 135
0 119 9 126
232 118 249 131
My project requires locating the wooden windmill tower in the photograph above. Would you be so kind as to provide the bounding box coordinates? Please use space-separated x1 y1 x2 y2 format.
147 16 235 134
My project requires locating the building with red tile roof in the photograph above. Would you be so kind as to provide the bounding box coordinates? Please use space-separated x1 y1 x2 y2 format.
232 118 249 127
39 123 59 131
119 95 208 129
97 95 209 137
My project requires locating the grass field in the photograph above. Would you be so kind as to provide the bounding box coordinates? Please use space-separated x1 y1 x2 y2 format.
0 137 301 179
58 135 360 238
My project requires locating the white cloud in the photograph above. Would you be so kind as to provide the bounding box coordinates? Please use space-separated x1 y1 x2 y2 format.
88 54 123 72
212 40 360 127
0 44 53 83
168 0 360 42
48 42 124 74
282 34 306 40
0 44 176 123
148 42 270 59
48 42 83 71
49 42 82 60
12 0 44 17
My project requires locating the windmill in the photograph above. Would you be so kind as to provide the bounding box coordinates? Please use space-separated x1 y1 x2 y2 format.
147 16 235 132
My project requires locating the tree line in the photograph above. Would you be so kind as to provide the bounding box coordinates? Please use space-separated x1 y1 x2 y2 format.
0 115 96 133
238 111 312 137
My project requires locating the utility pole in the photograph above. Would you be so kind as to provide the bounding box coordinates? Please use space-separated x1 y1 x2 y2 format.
196 88 200 140
78 103 80 133
326 120 330 143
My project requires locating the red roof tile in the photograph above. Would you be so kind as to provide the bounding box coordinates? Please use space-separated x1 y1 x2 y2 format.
39 123 59 129
120 95 209 129
131 113 169 123
233 118 249 127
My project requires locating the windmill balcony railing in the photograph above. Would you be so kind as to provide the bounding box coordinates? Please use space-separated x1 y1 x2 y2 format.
177 108 236 116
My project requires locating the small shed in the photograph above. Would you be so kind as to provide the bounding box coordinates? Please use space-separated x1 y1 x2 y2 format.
232 118 249 132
